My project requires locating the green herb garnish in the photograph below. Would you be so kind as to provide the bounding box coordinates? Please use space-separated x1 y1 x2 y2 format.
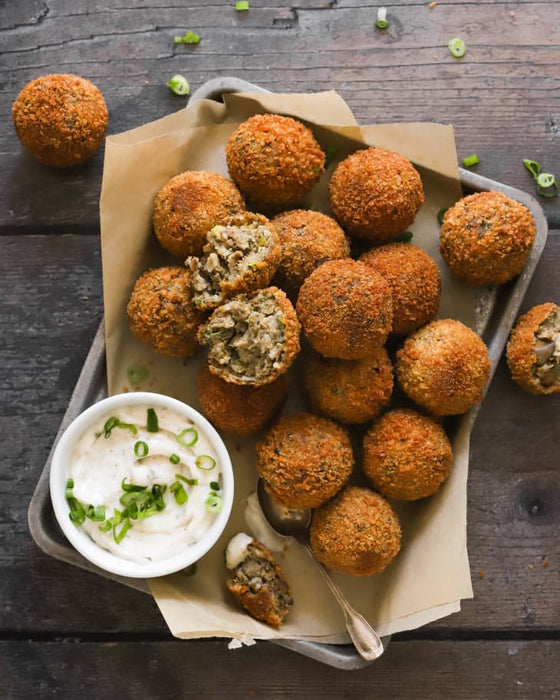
170 481 189 505
169 453 180 465
103 417 138 439
127 364 149 386
205 494 223 513
523 159 558 198
174 30 201 44
146 408 159 433
236 1 249 10
375 7 389 30
462 153 479 168
176 474 198 486
177 427 198 447
134 441 149 458
167 74 190 96
448 37 466 58
196 455 216 470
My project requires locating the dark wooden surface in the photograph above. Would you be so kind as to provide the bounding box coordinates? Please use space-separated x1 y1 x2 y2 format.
1 1 559 697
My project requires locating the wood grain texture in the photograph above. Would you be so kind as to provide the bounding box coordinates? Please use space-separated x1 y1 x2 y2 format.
2 639 560 698
1 1 558 230
1 233 558 636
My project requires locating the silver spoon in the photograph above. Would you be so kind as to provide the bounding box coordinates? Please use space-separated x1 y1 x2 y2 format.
256 479 384 661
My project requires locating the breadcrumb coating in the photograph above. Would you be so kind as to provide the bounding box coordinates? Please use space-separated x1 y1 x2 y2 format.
360 243 441 335
396 319 491 415
226 114 325 211
328 147 424 242
12 73 108 167
256 413 353 509
296 259 393 359
363 409 453 500
310 486 401 576
439 191 536 285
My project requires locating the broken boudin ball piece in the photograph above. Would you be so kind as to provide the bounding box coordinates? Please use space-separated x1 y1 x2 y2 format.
225 533 293 628
506 302 560 395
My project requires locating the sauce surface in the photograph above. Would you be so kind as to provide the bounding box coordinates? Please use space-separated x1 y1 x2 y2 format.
68 405 222 564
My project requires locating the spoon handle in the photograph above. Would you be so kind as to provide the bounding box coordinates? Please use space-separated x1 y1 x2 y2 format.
302 542 384 662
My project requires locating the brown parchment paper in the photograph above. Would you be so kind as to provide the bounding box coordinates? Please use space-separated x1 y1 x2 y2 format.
99 90 476 645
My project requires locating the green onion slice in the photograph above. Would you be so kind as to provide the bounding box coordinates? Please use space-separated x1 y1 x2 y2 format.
210 481 221 491
66 478 74 490
205 494 223 514
85 505 106 522
67 498 86 525
437 208 448 225
196 455 216 471
127 364 149 386
448 37 466 58
170 481 189 505
134 441 149 458
146 408 159 433
176 474 198 486
167 74 190 96
462 153 479 168
169 453 180 464
537 172 555 189
177 427 198 447
104 417 138 439
523 159 541 180
113 518 132 544
121 477 147 493
99 520 112 532
375 7 388 29
537 180 559 198
236 1 249 10
151 484 167 510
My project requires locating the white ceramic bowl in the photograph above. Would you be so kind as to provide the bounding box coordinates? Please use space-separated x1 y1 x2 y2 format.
50 392 234 578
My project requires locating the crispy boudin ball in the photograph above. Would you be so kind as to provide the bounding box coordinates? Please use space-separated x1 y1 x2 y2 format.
439 191 536 285
197 364 289 436
256 413 353 509
187 212 281 311
225 533 293 628
126 266 204 357
360 243 441 335
506 302 560 395
363 409 453 500
199 286 300 386
152 171 245 258
225 114 325 212
310 486 401 576
12 74 108 167
296 259 393 359
396 319 491 415
303 349 393 424
328 147 424 243
271 209 350 298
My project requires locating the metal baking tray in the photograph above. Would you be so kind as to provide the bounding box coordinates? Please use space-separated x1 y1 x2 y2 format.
28 77 549 671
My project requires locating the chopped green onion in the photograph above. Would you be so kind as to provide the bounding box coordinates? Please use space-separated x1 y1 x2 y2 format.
537 172 555 189
121 477 147 493
134 441 149 458
462 153 479 168
151 484 167 510
205 494 223 513
396 231 413 243
146 408 159 433
177 427 198 447
375 7 389 29
196 455 216 470
448 38 466 58
523 159 558 198
236 1 249 10
167 74 190 96
176 474 198 486
104 417 138 439
99 520 112 532
66 478 74 490
127 364 149 386
437 208 448 225
67 498 86 525
85 505 106 522
169 453 180 465
537 179 558 198
210 481 221 491
523 159 541 180
174 30 201 44
114 517 132 544
170 481 189 505
120 490 153 509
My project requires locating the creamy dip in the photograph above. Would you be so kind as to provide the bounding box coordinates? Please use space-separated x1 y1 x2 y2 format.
68 404 222 564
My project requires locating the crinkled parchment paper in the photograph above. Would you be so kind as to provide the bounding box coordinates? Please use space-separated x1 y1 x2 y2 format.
100 90 475 645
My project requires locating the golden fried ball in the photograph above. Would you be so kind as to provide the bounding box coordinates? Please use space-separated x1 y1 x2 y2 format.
197 364 289 436
439 191 536 285
225 114 325 212
303 349 393 424
360 243 441 335
256 413 353 509
363 409 453 500
506 302 560 395
296 259 393 359
271 209 350 298
310 486 401 576
126 266 204 357
152 171 245 259
328 147 424 242
12 74 108 167
396 319 491 415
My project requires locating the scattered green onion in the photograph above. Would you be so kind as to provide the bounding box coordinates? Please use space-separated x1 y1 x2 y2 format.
196 455 216 470
523 159 540 180
462 153 479 168
396 231 413 243
114 517 132 544
151 484 167 510
522 158 558 198
177 427 198 447
134 441 149 458
66 478 74 490
437 208 448 224
127 364 149 386
537 172 555 189
236 1 249 10
170 481 189 505
146 408 159 433
85 505 106 522
176 474 198 486
104 417 138 439
169 453 180 465
205 494 223 513
167 74 190 96
121 477 147 493
174 30 201 44
210 481 221 491
68 499 86 525
99 520 112 533
448 37 466 58
375 7 389 29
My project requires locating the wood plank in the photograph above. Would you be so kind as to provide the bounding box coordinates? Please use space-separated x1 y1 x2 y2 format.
0 233 558 635
2 639 559 697
0 1 558 230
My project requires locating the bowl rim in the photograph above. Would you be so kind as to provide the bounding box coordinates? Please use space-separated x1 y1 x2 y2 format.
49 391 234 578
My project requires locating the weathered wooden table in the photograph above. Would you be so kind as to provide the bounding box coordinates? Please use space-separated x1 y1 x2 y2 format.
1 1 559 696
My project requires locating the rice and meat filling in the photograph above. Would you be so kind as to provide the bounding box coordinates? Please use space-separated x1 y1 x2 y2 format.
188 213 281 310
533 308 560 387
200 287 301 385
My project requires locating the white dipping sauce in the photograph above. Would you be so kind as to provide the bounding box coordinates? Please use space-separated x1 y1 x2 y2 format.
69 404 222 564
